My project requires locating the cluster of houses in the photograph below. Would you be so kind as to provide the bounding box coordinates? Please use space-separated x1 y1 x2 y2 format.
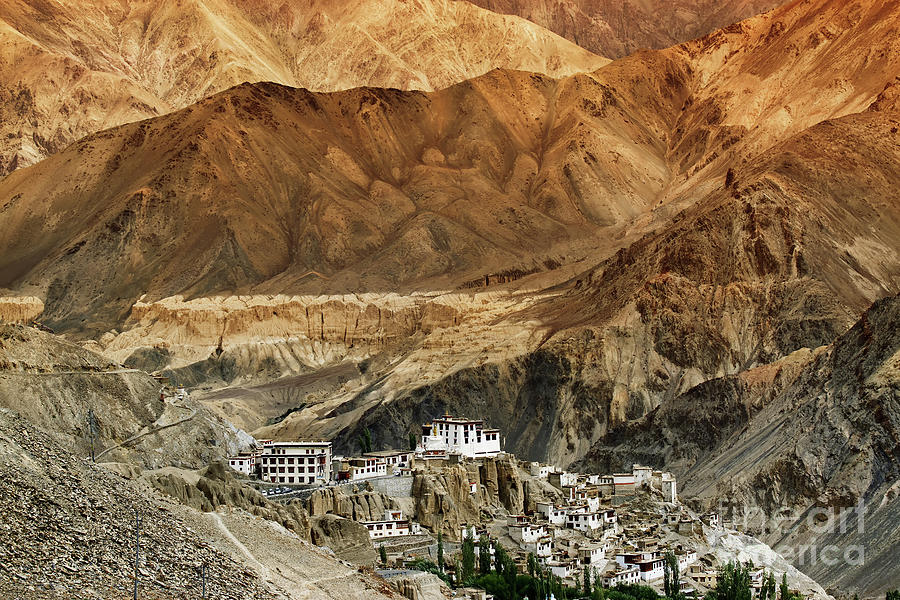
457 461 706 591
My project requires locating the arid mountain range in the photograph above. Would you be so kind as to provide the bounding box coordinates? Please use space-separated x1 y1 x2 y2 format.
0 0 608 175
469 0 786 58
0 0 898 596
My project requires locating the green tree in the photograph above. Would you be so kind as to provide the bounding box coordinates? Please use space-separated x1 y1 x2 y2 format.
887 590 900 600
493 540 506 575
479 535 492 575
710 562 752 600
780 573 789 600
379 544 387 565
664 551 680 599
527 552 537 578
462 537 476 583
358 428 373 453
585 566 592 596
408 431 417 451
437 532 444 572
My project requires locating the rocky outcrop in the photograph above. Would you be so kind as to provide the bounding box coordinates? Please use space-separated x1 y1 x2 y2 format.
309 514 377 565
0 296 43 324
411 456 549 537
0 408 281 599
307 485 397 522
146 462 312 540
386 571 451 600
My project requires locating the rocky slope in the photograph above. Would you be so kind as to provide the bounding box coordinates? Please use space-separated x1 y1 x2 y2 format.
0 323 254 468
0 0 606 175
0 407 396 599
469 0 785 58
578 292 900 597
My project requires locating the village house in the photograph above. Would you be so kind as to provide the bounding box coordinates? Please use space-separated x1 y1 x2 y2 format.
547 560 578 580
688 564 718 586
227 453 255 476
548 470 578 489
362 509 421 540
510 522 549 545
677 549 699 571
702 512 720 528
333 456 387 481
363 450 412 473
602 564 641 587
523 535 554 558
636 555 666 581
536 501 567 526
579 545 606 566
567 511 603 532
530 462 552 478
258 440 332 485
416 415 501 459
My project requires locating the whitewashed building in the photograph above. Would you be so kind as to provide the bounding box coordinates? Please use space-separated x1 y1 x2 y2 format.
530 463 552 479
258 441 332 485
548 561 577 579
567 511 603 532
227 454 255 476
528 536 553 558
602 565 640 587
363 450 412 473
536 502 567 526
633 464 653 485
549 470 578 489
636 555 666 581
510 523 548 545
334 456 388 481
362 510 421 540
417 415 501 459
579 545 606 566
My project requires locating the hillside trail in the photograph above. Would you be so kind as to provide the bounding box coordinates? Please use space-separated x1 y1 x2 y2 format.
207 511 272 581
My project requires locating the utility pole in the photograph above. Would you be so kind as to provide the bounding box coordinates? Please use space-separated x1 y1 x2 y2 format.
133 509 141 600
87 409 97 462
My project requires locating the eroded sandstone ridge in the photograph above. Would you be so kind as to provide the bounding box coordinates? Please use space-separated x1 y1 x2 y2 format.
0 296 42 323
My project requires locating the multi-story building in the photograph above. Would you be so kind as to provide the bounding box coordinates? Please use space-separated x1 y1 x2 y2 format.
549 470 578 489
567 511 603 532
362 510 421 540
258 441 332 485
417 415 501 459
536 502 567 526
579 545 606 567
530 463 552 479
509 523 548 545
226 454 255 476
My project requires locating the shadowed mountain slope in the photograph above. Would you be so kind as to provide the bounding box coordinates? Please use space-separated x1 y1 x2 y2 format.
470 0 786 58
